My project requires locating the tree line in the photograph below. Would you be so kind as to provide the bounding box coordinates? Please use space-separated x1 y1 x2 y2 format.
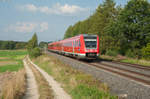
0 40 27 50
0 37 48 51
64 0 150 59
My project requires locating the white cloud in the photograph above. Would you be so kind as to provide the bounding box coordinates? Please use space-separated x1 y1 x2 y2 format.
5 22 48 33
58 3 84 14
19 3 88 15
40 22 48 32
25 4 37 12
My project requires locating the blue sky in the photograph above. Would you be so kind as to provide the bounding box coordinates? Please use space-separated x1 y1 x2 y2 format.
0 0 136 42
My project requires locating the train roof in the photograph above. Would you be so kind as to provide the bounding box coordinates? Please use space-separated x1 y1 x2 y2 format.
48 34 98 45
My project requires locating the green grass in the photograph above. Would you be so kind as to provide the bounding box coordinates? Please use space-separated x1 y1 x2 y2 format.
100 55 150 67
120 58 150 66
33 55 117 99
71 84 116 99
34 61 53 75
0 64 23 72
0 50 27 59
0 50 27 73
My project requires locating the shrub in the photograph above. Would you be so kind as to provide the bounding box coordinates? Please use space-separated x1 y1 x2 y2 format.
142 43 150 59
106 50 118 57
125 49 135 58
29 47 41 58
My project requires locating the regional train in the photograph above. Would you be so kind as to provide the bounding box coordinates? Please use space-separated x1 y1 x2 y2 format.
48 34 99 59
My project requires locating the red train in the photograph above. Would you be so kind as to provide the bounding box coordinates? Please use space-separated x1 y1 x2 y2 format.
48 34 99 59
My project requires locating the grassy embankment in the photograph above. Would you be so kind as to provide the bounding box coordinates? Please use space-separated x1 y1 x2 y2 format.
33 54 117 99
100 55 150 66
0 50 27 99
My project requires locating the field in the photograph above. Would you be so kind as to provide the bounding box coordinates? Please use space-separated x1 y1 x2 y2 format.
0 50 27 72
0 50 27 99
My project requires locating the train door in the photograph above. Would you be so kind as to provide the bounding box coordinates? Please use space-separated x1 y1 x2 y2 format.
73 41 74 55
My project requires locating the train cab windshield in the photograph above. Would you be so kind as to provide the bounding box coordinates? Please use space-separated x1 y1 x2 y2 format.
84 36 97 49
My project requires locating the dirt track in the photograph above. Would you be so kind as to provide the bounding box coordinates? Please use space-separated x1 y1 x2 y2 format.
23 59 39 99
27 56 71 99
23 56 71 99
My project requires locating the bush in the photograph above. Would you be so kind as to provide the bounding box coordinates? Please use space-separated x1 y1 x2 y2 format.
125 49 135 58
142 43 150 59
29 47 41 58
106 50 118 57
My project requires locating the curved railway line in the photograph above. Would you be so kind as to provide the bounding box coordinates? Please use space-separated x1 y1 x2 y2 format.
47 50 150 86
112 61 150 71
46 51 150 98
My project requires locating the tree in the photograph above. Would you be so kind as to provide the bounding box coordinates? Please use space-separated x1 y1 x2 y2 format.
88 0 118 54
30 47 41 58
27 33 38 51
27 33 41 58
88 0 116 35
107 0 150 57
142 42 150 59
39 41 48 48
64 0 118 54
64 25 73 38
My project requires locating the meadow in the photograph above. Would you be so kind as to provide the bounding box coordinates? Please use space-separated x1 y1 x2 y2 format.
0 50 27 73
0 50 27 99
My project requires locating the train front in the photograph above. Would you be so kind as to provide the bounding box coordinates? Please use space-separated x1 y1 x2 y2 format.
82 34 99 59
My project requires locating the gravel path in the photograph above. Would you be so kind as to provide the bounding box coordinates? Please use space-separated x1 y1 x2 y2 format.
23 59 39 99
27 56 72 99
47 51 150 99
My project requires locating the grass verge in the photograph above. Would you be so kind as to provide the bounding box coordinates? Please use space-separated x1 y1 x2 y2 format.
26 57 54 99
33 54 117 99
100 55 150 67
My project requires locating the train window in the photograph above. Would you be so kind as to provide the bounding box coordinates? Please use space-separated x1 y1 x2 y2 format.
84 36 97 39
79 40 80 47
84 36 97 49
74 41 76 47
75 41 77 47
84 41 97 48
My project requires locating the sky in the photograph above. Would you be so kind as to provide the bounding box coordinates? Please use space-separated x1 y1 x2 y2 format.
0 0 133 42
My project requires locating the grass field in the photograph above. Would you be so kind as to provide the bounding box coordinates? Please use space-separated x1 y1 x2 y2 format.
0 50 27 99
0 50 27 73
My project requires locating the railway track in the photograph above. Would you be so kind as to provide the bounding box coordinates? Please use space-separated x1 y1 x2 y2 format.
82 61 150 86
112 61 150 71
46 50 150 86
46 51 150 98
